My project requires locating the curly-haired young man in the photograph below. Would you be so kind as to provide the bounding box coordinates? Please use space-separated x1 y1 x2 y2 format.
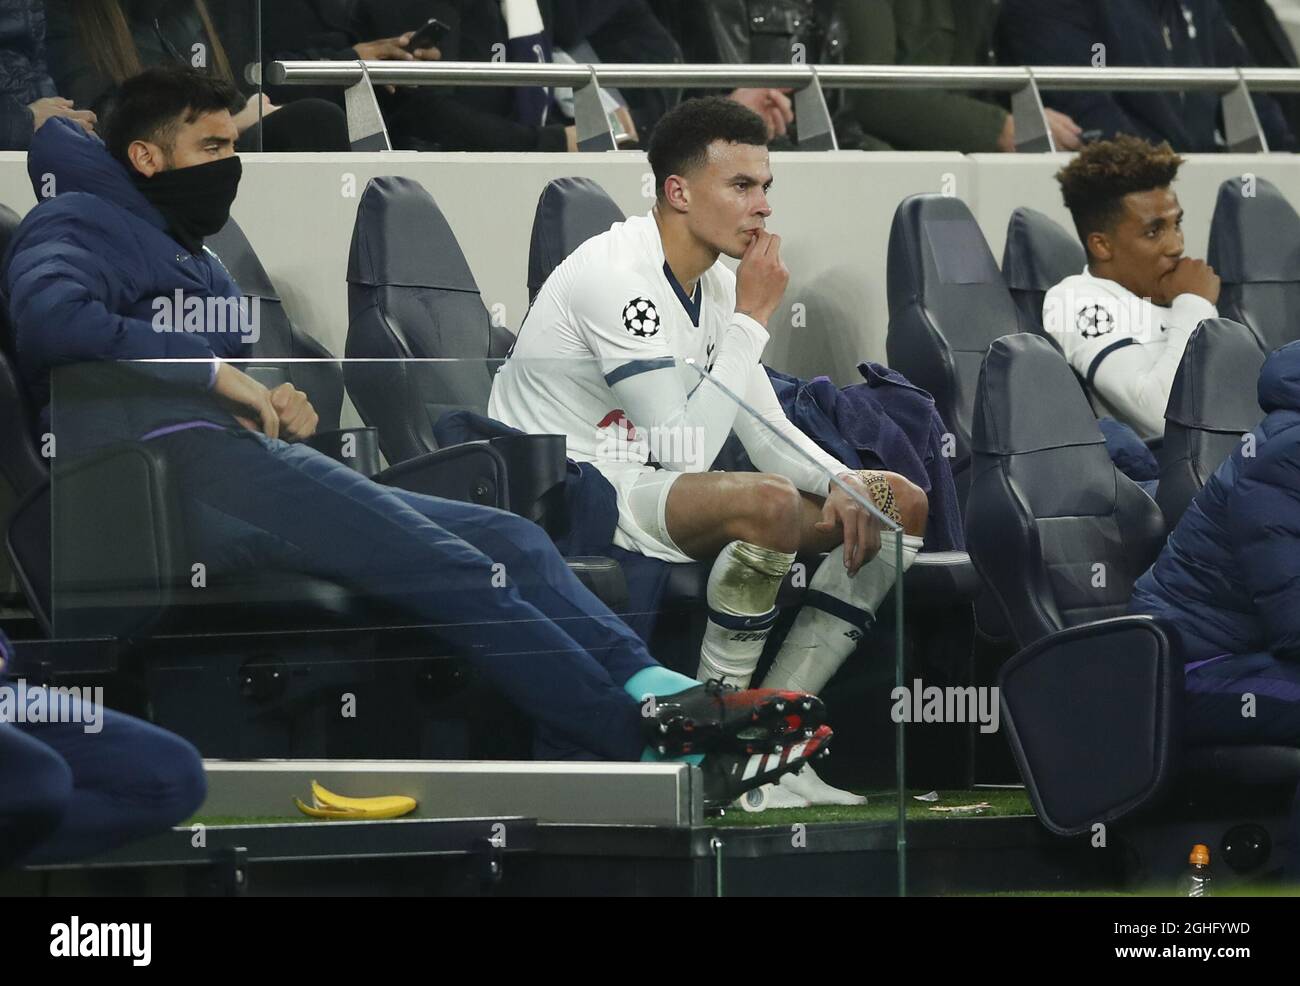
1044 135 1220 439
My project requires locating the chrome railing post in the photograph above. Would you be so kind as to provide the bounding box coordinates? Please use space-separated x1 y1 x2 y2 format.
1223 67 1269 153
794 67 838 150
1012 68 1054 153
574 66 618 151
344 60 392 151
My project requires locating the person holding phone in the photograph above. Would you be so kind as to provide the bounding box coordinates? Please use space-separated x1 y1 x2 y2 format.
266 0 578 153
44 0 349 151
0 0 97 150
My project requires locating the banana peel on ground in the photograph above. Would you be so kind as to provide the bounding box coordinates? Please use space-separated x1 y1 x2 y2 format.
294 780 417 820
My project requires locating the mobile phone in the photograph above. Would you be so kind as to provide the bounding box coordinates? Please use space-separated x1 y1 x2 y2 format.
407 17 450 51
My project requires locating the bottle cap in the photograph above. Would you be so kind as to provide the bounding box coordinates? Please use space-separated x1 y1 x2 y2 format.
1189 844 1210 866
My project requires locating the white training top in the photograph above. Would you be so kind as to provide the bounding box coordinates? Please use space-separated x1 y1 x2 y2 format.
1042 266 1218 439
488 212 847 494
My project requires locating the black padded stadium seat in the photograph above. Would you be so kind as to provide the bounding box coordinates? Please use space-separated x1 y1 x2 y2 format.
1207 175 1300 353
966 333 1166 648
208 217 345 432
967 333 1299 840
1001 206 1085 345
527 177 625 303
0 350 48 608
0 203 45 605
0 200 43 501
208 217 380 474
0 350 44 499
0 202 23 353
342 176 624 602
967 334 1174 833
1157 318 1265 528
345 176 515 465
886 194 1028 495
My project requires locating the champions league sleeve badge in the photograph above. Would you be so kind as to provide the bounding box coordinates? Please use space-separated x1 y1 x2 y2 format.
622 297 662 338
1076 302 1116 339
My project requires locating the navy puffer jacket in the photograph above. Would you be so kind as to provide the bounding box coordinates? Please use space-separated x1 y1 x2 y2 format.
2 116 249 451
1131 341 1300 664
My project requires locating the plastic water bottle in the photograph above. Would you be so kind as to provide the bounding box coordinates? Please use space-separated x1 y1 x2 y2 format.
1179 844 1213 897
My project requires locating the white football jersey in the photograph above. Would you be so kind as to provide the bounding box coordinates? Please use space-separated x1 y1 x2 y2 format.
488 212 846 493
1043 266 1218 439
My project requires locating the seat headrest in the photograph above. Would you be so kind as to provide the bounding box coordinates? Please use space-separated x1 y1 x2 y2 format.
528 177 625 300
347 176 480 292
972 333 1104 455
1002 207 1085 291
207 216 280 300
887 194 1002 313
1165 318 1265 430
1208 175 1300 283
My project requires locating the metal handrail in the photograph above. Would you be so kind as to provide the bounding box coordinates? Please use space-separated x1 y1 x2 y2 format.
273 60 1292 154
267 60 1300 93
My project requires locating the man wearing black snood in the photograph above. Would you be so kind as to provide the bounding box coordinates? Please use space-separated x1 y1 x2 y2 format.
129 133 240 253
1 66 831 791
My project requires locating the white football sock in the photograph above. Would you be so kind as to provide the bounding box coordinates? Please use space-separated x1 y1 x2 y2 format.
779 764 867 806
763 530 923 694
696 539 795 688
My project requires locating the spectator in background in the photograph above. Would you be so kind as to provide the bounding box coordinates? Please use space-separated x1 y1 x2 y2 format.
649 0 812 144
998 0 1296 152
0 0 93 149
550 0 681 144
308 0 676 152
649 0 1078 151
44 0 348 151
259 0 445 152
841 0 1083 152
1220 0 1300 138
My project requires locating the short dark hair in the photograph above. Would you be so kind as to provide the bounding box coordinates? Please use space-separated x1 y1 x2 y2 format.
647 96 769 199
102 65 244 165
1056 135 1185 252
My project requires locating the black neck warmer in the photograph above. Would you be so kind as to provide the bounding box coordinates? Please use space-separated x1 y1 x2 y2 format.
132 155 243 254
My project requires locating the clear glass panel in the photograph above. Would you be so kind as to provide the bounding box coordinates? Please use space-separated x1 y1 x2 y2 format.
47 353 906 895
676 358 909 897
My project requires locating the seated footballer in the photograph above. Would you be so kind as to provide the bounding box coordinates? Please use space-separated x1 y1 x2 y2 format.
489 96 928 806
1043 135 1221 440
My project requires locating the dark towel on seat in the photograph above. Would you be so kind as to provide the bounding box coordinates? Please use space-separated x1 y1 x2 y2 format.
765 363 965 551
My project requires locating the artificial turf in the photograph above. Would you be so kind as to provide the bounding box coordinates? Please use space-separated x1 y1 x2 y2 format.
705 787 1033 826
186 788 1034 829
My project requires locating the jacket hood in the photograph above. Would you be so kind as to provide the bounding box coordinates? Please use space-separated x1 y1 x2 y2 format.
26 117 166 232
1258 339 1300 414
